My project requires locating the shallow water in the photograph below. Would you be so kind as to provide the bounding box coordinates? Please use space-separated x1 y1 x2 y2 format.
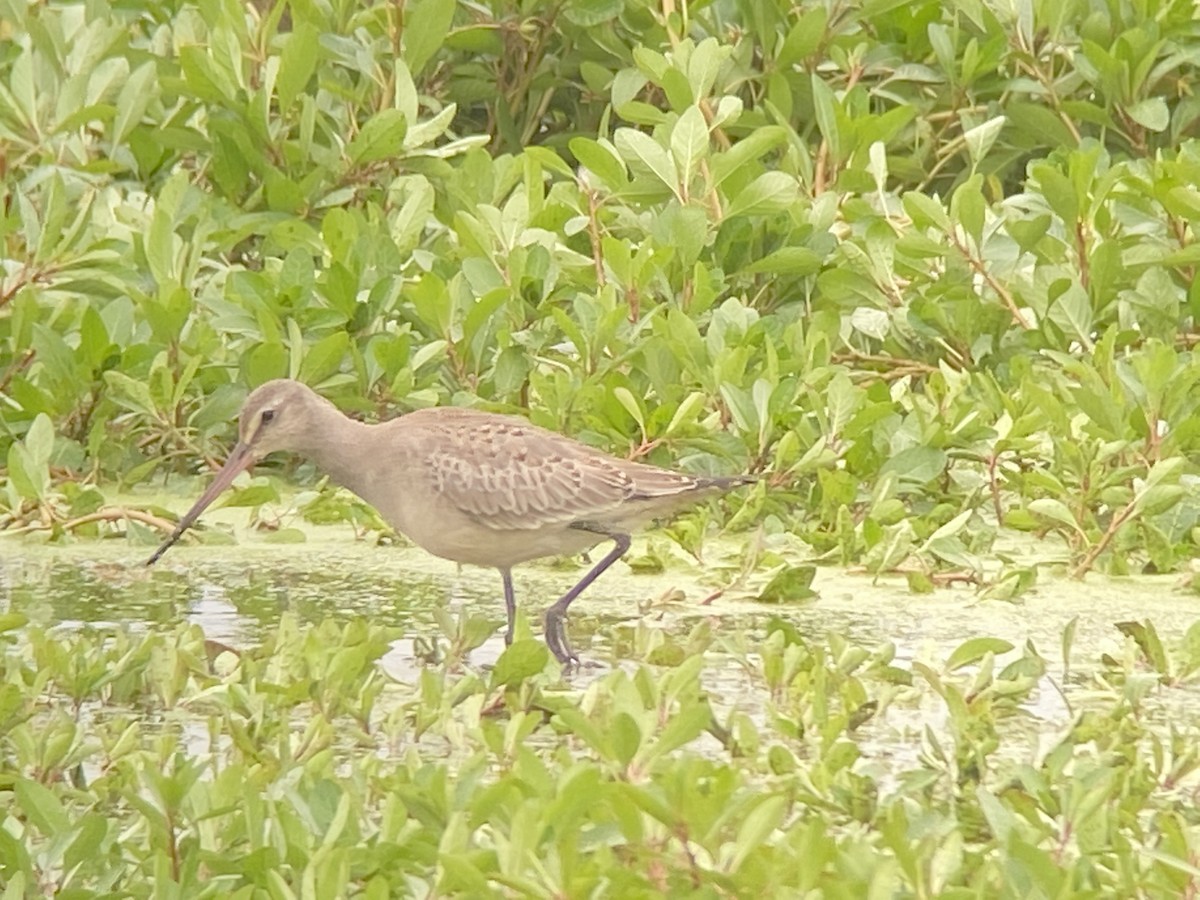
3 526 1198 779
2 525 1200 806
2 528 1194 664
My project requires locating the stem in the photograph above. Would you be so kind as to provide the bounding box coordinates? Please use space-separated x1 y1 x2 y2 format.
947 229 1033 330
1072 498 1138 579
580 178 606 288
988 454 1004 525
6 507 179 536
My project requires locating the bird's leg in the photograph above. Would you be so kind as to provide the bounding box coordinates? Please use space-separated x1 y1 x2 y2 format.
544 525 632 665
500 567 517 645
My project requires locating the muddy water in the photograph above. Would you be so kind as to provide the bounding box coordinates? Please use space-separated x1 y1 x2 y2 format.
3 527 1198 776
2 529 1194 662
2 528 1200 720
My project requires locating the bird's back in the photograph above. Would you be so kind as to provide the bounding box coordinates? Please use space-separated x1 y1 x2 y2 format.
373 406 747 566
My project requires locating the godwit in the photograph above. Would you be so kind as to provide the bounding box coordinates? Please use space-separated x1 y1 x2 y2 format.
147 380 751 664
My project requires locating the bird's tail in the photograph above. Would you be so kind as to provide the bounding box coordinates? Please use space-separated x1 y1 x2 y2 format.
696 474 757 491
629 471 756 500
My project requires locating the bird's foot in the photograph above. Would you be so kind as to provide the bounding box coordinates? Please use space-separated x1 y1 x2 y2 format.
544 609 580 670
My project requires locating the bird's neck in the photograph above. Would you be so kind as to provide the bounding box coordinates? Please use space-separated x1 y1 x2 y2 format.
297 406 379 499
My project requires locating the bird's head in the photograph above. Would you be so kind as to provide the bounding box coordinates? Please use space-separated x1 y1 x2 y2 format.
145 379 329 565
236 379 329 459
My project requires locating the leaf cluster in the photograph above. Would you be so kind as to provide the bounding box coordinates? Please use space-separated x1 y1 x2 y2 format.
3 0 1200 582
4 612 1200 895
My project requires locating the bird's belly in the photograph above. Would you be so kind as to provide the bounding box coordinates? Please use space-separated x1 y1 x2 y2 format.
366 483 616 569
406 522 602 569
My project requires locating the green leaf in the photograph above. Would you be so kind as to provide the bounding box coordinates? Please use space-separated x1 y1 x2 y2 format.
570 137 627 190
1115 620 1168 673
639 702 712 763
1046 283 1094 347
665 391 708 435
63 815 109 874
670 105 709 184
1136 484 1184 517
263 527 308 544
614 128 679 197
1027 498 1084 535
112 60 157 144
612 386 645 432
611 68 648 110
553 705 608 754
221 481 280 509
756 565 817 604
776 8 827 66
711 126 787 188
922 509 973 546
951 175 985 244
405 103 456 149
1126 97 1168 132
277 22 320 109
729 795 787 872
78 305 111 371
660 68 694 111
878 447 947 485
866 521 916 574
0 613 29 634
6 444 44 501
720 383 759 436
946 637 1014 671
903 192 951 231
563 0 623 26
491 639 549 687
739 246 822 276
652 203 708 268
16 778 71 835
403 0 456 75
1141 456 1184 491
23 413 55 469
299 332 351 384
906 570 935 593
609 712 642 766
348 110 408 165
179 45 232 103
1034 163 1079 225
810 74 841 161
1134 459 1185 516
492 346 530 395
824 372 861 434
723 171 798 218
963 115 1006 169
686 38 724 101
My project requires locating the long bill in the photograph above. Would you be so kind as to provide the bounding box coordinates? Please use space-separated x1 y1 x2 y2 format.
145 441 257 565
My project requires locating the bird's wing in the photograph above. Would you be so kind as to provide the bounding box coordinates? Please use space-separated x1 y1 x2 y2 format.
418 414 705 531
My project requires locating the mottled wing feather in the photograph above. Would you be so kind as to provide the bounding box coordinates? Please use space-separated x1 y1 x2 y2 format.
421 419 632 530
409 407 733 532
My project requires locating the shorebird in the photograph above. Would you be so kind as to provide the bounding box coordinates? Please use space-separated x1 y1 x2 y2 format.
147 380 752 664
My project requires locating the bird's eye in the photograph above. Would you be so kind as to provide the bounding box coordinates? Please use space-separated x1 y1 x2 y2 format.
261 409 276 425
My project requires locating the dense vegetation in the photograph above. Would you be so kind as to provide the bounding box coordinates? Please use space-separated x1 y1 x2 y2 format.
3 0 1199 583
4 0 1200 894
4 607 1200 896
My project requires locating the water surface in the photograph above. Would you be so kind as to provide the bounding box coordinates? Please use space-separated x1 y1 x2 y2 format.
3 529 1193 663
4 526 1198 778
